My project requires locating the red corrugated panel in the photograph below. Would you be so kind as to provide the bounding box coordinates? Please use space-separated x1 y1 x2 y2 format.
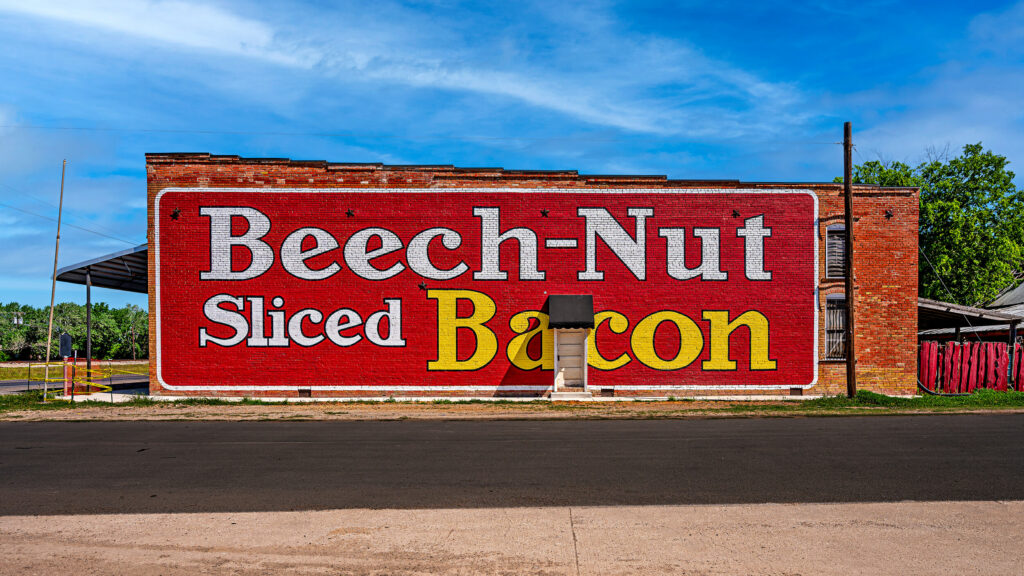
978 343 987 390
942 342 954 393
997 343 1008 391
958 342 966 391
970 340 978 389
1011 340 1019 389
926 342 939 391
950 344 961 393
919 343 931 391
987 343 998 389
979 343 989 389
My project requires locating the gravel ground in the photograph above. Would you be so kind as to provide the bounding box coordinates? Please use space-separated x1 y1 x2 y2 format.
1 399 778 421
4 398 1024 421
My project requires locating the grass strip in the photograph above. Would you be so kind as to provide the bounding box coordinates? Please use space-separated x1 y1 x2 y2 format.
0 363 149 381
2 389 1024 416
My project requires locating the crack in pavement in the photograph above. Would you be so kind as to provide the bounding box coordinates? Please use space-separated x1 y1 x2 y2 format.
569 507 581 576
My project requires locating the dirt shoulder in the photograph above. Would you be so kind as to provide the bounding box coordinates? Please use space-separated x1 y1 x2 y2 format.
1 399 780 421
4 396 1024 421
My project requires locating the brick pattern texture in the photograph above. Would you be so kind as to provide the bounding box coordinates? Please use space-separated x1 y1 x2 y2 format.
147 154 919 397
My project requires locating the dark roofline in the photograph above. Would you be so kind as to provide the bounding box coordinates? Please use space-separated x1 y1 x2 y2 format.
55 244 148 294
919 324 1016 337
55 244 147 277
145 153 919 190
983 277 1024 308
918 297 1023 326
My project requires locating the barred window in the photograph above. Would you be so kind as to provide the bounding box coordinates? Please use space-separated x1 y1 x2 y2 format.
825 296 846 360
826 226 845 278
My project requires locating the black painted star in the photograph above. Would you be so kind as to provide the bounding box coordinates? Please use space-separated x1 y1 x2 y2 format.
170 208 181 220
732 209 740 218
346 208 355 217
418 282 427 291
540 209 549 217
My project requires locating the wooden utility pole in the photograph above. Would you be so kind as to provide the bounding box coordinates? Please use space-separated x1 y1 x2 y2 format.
43 160 67 400
844 123 857 398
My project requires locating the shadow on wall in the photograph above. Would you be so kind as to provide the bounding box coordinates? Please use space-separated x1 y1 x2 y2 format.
499 297 552 395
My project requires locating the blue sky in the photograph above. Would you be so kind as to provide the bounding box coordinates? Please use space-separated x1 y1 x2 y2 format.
1 0 1023 308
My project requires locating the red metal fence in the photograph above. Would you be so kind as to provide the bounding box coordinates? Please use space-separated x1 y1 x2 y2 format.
918 341 1020 393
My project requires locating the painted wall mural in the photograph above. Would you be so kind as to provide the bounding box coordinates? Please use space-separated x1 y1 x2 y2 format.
154 188 818 392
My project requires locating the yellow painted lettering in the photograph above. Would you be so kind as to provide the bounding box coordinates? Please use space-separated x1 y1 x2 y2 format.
702 310 776 370
588 311 631 370
427 289 498 370
631 311 703 370
507 311 553 370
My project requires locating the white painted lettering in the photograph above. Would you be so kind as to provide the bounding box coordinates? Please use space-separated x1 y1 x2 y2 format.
200 207 275 281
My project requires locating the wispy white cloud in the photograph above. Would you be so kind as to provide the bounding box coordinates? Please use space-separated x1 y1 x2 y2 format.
854 66 1024 169
0 224 44 239
0 0 314 66
0 0 807 137
968 1 1024 54
846 3 1024 171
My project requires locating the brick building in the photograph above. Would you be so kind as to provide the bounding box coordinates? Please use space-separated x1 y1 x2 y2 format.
108 153 913 398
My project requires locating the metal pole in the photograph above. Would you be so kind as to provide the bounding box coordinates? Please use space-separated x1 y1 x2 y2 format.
844 122 857 398
43 159 67 401
86 268 92 378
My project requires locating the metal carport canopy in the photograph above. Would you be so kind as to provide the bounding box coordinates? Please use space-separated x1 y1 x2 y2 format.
55 244 147 294
917 297 1021 331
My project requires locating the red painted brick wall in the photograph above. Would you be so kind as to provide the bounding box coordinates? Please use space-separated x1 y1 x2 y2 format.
147 153 919 397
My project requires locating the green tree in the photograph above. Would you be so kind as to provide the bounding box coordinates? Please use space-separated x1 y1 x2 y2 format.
840 143 1024 306
0 302 32 361
0 301 149 361
107 304 148 360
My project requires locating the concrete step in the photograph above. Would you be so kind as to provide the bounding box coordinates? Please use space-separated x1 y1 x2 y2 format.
550 391 593 401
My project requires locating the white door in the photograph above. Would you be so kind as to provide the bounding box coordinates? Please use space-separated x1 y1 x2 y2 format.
555 329 587 390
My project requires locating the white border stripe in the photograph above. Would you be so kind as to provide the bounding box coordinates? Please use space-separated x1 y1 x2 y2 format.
545 238 578 249
155 187 819 392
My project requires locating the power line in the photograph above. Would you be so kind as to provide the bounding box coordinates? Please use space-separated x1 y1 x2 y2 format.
853 144 865 164
0 123 635 143
921 242 983 340
0 180 140 244
0 123 846 146
0 200 141 246
0 181 60 210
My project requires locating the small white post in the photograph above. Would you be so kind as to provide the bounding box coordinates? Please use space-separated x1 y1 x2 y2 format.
582 329 590 393
552 329 560 394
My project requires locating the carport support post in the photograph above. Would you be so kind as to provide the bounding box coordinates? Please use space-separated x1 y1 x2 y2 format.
86 267 92 377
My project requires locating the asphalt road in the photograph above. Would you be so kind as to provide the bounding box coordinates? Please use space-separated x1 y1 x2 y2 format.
0 375 147 395
2 414 1022 516
0 381 47 395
